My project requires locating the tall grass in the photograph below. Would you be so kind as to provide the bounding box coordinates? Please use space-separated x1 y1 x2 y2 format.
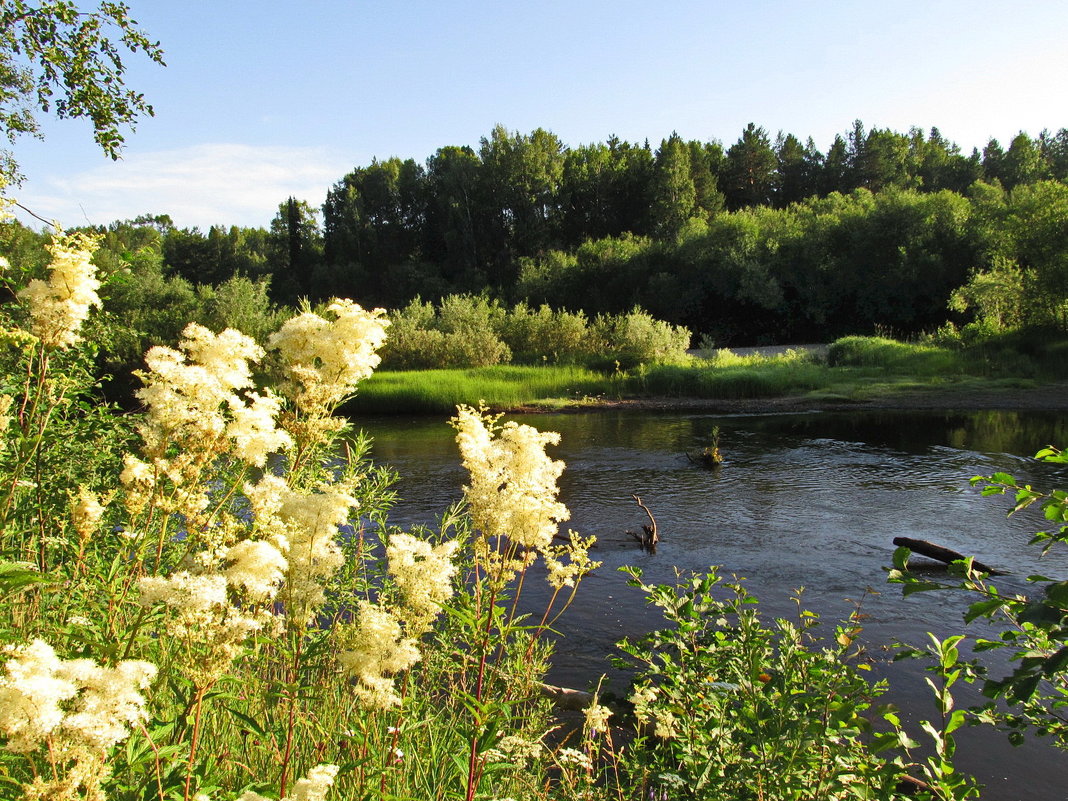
346 365 618 414
348 336 1068 414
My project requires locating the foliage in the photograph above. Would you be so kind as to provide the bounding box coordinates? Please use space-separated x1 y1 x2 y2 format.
891 447 1068 749
589 306 691 369
380 294 690 372
614 567 980 800
0 232 607 801
0 0 164 182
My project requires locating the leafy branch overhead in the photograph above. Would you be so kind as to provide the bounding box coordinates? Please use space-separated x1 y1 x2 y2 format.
0 0 164 180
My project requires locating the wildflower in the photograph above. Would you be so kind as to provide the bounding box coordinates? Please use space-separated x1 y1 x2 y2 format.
138 569 267 683
269 299 389 413
0 394 12 449
71 486 105 542
583 702 612 736
556 747 592 771
288 764 340 801
653 709 678 739
0 639 155 800
338 601 420 709
136 324 290 467
496 735 543 767
18 232 101 349
227 390 293 467
543 532 601 591
451 405 569 551
237 763 339 801
630 684 657 724
247 476 355 624
386 532 459 634
222 539 288 603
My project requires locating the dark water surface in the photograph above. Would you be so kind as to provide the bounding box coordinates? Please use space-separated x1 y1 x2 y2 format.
357 408 1068 799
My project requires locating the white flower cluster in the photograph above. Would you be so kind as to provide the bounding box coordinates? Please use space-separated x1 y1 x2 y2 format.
18 232 101 349
338 601 421 709
451 406 600 590
386 532 459 634
452 405 569 551
135 323 293 468
138 534 288 682
269 299 389 412
71 486 105 542
246 475 355 624
628 683 678 739
0 639 155 753
236 763 339 801
0 639 155 800
543 532 601 591
583 702 612 737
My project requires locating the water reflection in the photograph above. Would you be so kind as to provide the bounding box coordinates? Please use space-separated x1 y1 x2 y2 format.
354 408 1068 799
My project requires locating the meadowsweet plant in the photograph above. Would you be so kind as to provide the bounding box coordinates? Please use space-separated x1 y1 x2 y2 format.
0 230 124 571
448 404 601 801
0 638 155 801
18 232 102 351
123 322 294 558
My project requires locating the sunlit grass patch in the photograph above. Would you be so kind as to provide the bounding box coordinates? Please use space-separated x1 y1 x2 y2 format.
347 364 614 414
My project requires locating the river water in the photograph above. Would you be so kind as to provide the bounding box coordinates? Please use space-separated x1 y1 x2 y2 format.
355 408 1068 799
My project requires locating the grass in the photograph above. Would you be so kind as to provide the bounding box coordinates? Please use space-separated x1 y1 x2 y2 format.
345 335 1068 414
346 364 618 414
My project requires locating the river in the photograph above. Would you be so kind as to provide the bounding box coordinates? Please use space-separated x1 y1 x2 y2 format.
355 407 1068 799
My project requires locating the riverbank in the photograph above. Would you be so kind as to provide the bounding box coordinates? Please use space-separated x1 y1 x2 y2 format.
347 335 1068 416
519 380 1068 415
495 380 1068 420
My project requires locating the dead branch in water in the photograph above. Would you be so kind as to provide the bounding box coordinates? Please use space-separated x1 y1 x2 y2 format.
629 494 659 551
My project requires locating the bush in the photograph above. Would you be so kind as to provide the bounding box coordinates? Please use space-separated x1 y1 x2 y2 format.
380 295 512 369
591 307 692 369
497 302 593 364
614 567 976 800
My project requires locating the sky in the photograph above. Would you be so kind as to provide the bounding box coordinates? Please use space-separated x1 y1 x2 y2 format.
10 0 1068 231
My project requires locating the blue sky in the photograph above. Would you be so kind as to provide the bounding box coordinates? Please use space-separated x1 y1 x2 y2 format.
11 0 1068 230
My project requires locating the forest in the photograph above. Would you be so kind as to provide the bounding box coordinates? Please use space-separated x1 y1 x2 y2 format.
6 120 1067 369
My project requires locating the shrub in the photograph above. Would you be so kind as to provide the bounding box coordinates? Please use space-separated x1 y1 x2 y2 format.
591 307 692 369
498 302 593 364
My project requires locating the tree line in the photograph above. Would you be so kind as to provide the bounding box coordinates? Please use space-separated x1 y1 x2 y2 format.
5 120 1068 361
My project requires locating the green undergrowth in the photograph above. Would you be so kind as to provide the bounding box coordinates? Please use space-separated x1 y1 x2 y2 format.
347 335 1067 414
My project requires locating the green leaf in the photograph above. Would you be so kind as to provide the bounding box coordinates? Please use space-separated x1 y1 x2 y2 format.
0 561 53 597
964 598 1006 622
902 581 944 596
1041 645 1068 676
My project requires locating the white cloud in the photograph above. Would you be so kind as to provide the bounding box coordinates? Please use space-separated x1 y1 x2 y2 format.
16 143 352 230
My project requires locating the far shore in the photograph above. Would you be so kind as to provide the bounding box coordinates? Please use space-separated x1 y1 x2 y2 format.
505 380 1068 416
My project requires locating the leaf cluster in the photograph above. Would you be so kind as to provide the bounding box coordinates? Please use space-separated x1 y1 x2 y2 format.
0 0 164 181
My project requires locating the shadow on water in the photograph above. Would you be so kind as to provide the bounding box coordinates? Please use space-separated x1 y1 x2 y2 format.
356 408 1068 800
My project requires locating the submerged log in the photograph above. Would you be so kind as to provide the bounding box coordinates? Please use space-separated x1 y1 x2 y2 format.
539 682 595 711
892 536 1004 575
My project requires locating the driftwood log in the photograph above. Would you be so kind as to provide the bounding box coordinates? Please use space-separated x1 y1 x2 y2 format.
892 536 1004 576
539 682 595 711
